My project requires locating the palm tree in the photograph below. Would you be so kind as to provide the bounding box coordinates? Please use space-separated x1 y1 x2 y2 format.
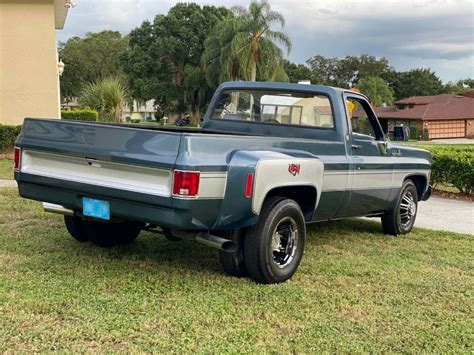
202 0 291 84
230 0 291 81
78 77 128 123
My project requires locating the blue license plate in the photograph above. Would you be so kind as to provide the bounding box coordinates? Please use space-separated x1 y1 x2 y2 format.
82 197 110 220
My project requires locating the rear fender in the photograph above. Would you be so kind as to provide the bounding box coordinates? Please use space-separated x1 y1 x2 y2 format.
212 150 324 230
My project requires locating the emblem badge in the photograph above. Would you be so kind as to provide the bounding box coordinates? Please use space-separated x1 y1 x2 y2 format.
288 163 301 176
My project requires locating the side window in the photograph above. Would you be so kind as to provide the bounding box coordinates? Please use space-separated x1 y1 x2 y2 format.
346 97 382 139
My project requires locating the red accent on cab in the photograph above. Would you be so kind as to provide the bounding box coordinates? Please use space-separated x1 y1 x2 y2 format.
14 147 21 171
245 172 254 198
173 171 200 197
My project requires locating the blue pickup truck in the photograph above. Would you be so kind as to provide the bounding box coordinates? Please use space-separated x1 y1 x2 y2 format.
14 82 431 283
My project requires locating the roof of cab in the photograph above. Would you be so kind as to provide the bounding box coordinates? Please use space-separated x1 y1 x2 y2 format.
217 81 347 96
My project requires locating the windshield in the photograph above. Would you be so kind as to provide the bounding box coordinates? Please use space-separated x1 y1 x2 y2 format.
211 89 334 129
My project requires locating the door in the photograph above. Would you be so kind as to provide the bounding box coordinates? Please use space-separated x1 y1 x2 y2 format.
342 95 394 217
428 120 465 139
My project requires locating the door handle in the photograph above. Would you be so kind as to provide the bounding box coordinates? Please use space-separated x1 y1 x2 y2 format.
351 144 362 150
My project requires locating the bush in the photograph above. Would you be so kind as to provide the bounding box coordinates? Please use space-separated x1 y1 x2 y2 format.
0 125 22 150
61 109 99 122
420 145 474 194
423 128 430 141
409 126 419 140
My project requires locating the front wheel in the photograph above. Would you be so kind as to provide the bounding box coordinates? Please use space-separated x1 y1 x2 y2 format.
244 197 306 284
381 180 418 236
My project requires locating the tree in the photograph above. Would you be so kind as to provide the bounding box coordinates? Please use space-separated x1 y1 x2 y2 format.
357 76 394 107
121 3 230 123
58 31 128 100
283 60 311 83
78 77 128 123
392 68 444 100
307 54 394 88
226 0 291 82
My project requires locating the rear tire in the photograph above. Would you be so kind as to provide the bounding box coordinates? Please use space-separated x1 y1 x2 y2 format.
244 197 306 284
83 220 142 247
382 180 418 236
219 229 248 277
64 216 88 242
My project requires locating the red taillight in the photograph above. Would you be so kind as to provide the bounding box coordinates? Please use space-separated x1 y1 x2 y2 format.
173 171 200 197
14 147 21 171
245 173 254 198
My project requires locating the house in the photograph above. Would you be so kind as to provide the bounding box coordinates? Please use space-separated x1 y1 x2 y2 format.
123 100 158 122
0 0 71 125
373 91 474 139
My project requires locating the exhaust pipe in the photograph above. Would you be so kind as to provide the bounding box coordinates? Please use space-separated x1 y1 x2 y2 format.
42 202 74 216
195 233 238 253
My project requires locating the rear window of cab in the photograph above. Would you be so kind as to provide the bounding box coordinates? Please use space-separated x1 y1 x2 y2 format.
211 89 335 129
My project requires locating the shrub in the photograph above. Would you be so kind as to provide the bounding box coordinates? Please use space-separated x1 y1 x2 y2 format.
409 126 419 140
61 109 99 122
0 125 22 150
423 128 430 141
78 77 128 123
420 145 474 194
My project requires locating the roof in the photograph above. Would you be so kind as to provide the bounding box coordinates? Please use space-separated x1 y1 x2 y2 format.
375 94 474 121
53 0 70 29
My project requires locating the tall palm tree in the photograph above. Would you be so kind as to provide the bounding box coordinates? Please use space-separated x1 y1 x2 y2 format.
202 0 291 84
230 0 291 81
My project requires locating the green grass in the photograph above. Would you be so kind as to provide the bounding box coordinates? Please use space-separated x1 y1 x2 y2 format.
0 188 472 352
0 159 13 180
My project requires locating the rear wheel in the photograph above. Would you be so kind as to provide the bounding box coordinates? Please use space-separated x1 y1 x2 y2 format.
244 197 306 284
381 180 418 236
64 216 88 242
84 220 142 247
64 216 142 247
219 228 248 277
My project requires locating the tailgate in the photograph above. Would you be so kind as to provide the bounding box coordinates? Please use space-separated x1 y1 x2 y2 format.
15 118 181 204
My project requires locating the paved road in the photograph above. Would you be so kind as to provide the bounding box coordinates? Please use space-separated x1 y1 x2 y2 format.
415 196 473 235
430 138 473 144
0 179 472 234
0 179 16 188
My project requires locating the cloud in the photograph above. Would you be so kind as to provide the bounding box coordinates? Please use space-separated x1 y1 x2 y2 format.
57 0 474 82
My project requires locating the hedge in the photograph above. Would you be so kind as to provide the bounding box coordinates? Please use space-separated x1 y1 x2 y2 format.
420 145 474 194
0 125 22 150
61 109 99 122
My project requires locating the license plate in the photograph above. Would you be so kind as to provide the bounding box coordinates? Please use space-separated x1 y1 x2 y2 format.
82 197 110 220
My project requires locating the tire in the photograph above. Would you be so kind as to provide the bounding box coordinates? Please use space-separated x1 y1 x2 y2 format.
382 180 418 236
244 197 306 284
219 228 248 277
82 220 142 247
64 216 88 242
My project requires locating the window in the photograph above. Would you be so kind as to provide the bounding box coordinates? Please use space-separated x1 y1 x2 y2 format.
346 97 376 137
211 89 334 129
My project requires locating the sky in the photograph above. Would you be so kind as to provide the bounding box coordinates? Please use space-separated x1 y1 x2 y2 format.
57 0 474 83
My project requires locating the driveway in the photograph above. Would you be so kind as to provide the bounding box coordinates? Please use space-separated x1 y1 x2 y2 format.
430 138 473 144
415 196 473 235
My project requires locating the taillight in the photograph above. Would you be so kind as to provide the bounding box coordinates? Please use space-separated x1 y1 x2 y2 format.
14 147 21 171
173 171 200 197
245 172 254 198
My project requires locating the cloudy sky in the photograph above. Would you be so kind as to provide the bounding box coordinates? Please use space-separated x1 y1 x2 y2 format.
57 0 474 83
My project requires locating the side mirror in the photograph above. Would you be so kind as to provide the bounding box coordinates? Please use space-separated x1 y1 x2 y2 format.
377 141 389 155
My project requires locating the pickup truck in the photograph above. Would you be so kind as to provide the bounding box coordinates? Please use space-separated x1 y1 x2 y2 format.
14 82 431 284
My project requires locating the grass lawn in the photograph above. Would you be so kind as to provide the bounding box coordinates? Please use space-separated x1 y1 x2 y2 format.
0 188 472 352
0 159 13 180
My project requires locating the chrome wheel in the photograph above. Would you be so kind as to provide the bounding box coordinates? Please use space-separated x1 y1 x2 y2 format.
271 217 298 268
399 190 416 228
